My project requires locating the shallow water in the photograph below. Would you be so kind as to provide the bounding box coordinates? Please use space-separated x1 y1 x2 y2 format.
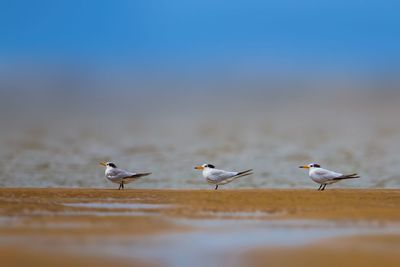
60 201 400 267
63 203 174 210
83 219 400 267
2 198 399 267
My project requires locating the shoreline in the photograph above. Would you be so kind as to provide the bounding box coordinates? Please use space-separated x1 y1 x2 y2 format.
1 188 399 220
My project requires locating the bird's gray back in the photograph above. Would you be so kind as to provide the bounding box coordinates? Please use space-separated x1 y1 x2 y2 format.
206 169 238 183
106 168 134 180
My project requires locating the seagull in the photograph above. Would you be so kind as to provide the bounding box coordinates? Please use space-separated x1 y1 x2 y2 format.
99 162 151 190
299 163 360 191
194 164 253 190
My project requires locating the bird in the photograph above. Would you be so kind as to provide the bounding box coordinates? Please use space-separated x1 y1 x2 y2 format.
299 163 360 191
194 164 253 190
99 162 151 190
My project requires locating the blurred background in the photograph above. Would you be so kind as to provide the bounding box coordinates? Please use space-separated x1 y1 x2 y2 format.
1 0 400 188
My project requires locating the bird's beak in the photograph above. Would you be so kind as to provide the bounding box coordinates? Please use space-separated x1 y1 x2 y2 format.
299 165 309 169
99 162 107 167
194 166 204 170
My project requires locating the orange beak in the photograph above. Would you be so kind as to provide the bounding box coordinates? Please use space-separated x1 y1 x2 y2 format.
299 165 310 169
99 162 107 167
194 165 204 170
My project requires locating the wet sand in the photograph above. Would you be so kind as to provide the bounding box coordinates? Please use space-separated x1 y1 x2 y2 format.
1 188 399 219
246 235 400 267
0 188 399 267
0 246 156 267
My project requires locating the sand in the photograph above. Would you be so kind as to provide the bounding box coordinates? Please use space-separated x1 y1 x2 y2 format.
246 235 400 267
1 188 399 219
1 188 399 267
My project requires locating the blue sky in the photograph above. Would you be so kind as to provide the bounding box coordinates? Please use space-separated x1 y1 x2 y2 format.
1 0 400 70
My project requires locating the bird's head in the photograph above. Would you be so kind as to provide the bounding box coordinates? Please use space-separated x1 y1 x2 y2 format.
299 163 321 169
194 164 215 170
99 162 117 168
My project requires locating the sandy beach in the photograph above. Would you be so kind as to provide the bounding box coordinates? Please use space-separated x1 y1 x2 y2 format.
1 188 399 267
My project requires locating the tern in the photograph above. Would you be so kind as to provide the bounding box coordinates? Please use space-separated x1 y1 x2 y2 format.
99 162 151 190
299 163 360 191
194 164 253 190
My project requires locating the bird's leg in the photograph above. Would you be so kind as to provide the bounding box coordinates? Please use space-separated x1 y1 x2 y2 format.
317 184 323 191
215 185 218 190
121 181 124 190
118 183 122 190
321 184 326 191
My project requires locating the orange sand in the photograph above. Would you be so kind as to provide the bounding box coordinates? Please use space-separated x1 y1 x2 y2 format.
246 234 400 267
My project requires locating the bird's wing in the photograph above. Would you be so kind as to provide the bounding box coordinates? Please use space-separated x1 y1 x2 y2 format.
107 168 133 179
208 169 252 184
313 168 342 181
208 169 237 182
122 172 151 183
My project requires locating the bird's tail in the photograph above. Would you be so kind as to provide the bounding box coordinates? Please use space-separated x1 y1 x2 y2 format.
222 170 253 184
233 169 253 179
333 173 360 180
129 172 152 178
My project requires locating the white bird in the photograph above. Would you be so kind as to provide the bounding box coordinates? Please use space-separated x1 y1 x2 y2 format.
299 163 359 191
99 162 151 190
194 164 253 190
